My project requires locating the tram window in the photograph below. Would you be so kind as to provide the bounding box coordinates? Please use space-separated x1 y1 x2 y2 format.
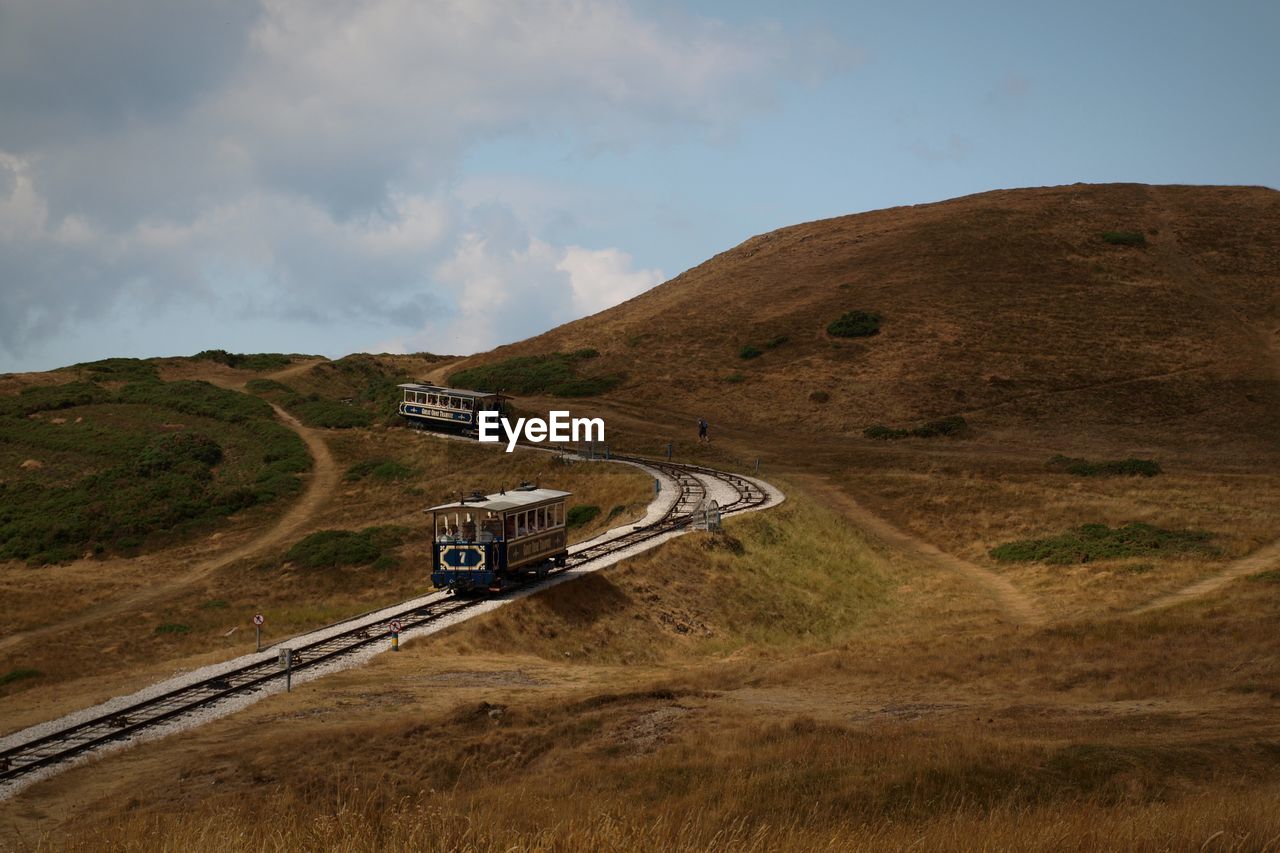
505 514 516 538
463 399 473 411
536 507 546 529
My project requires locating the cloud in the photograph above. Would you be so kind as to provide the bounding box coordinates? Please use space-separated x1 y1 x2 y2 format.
0 0 815 369
558 246 663 316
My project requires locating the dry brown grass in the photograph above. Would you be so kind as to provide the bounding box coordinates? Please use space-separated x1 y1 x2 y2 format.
0 427 651 735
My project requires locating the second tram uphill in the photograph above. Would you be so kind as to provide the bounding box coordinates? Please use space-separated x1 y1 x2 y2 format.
397 383 503 432
427 484 570 593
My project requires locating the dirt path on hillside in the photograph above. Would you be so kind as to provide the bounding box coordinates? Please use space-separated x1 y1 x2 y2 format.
0 403 337 653
797 475 1044 626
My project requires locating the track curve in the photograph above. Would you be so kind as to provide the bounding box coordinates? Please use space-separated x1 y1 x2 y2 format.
0 452 778 793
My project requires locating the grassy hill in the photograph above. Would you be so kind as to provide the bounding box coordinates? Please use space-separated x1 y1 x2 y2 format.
448 183 1279 456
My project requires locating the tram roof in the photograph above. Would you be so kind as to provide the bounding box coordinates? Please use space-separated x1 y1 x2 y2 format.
426 487 572 513
397 383 499 399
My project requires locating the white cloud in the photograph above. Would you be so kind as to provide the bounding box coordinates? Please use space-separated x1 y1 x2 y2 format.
558 245 663 316
0 0 817 368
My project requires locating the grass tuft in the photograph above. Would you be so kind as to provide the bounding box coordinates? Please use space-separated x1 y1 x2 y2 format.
449 352 621 397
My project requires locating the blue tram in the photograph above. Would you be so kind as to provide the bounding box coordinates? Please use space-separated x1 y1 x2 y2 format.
427 485 571 593
397 383 502 431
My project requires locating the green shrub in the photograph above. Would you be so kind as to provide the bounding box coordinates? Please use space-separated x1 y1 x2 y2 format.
449 353 621 397
73 358 160 382
201 599 230 609
0 667 41 687
245 378 295 395
135 432 223 474
1047 455 1162 477
0 381 309 564
765 336 789 349
1102 231 1147 247
912 416 968 437
2 382 114 417
724 373 746 384
570 348 599 359
285 526 408 569
809 391 829 403
864 425 909 440
827 311 881 338
118 380 275 423
990 523 1215 565
739 345 763 360
154 623 192 635
566 505 601 528
193 350 293 371
345 459 413 482
1248 569 1280 584
290 399 373 429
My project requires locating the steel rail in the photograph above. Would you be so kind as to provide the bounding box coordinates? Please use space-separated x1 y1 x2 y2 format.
0 455 766 786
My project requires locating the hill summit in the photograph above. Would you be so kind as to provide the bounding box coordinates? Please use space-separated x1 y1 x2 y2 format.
453 183 1279 455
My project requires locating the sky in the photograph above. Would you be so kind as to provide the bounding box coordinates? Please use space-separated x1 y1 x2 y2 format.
1 0 1276 372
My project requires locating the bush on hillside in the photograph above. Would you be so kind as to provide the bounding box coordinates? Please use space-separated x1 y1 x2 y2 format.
1047 455 1162 477
285 526 408 569
449 352 621 397
566 505 601 528
827 311 881 338
990 523 1215 565
739 345 763 360
74 358 161 382
193 350 293 371
345 459 413 482
1101 231 1146 247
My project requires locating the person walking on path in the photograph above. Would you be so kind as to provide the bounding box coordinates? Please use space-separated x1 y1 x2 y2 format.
697 417 709 443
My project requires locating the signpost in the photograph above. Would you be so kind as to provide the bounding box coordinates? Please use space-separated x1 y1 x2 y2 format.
389 619 403 652
253 613 265 652
278 647 293 692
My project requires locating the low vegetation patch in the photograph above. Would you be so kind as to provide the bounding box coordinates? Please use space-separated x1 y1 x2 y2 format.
809 391 829 403
449 351 622 397
566 505 602 528
827 310 881 338
0 379 308 564
245 378 373 428
344 459 413 482
864 416 967 440
990 523 1216 565
73 357 160 383
0 667 41 687
154 623 192 635
1101 230 1147 247
285 526 408 569
723 373 746 384
1048 455 1162 477
738 345 763 360
192 349 294 371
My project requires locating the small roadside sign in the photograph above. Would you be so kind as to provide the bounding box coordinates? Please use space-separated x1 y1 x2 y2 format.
253 614 265 626
253 613 265 652
389 619 403 633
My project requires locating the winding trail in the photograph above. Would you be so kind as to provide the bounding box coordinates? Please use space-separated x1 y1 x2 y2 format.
0 402 337 653
797 475 1044 626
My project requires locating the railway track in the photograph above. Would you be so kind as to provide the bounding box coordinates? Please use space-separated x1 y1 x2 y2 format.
0 455 771 789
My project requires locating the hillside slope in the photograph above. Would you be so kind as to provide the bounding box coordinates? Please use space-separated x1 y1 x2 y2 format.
452 183 1279 455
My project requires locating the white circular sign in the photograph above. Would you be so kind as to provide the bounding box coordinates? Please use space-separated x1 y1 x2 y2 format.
253 614 265 626
389 619 403 633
